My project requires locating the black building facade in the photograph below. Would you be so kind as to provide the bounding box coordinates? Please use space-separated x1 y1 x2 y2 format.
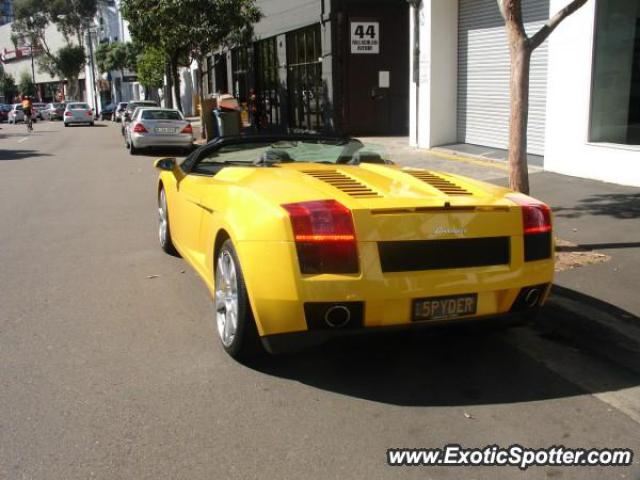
204 0 409 136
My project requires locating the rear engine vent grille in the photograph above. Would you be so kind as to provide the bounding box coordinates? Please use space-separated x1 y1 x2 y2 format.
378 237 510 272
303 170 381 198
406 170 471 196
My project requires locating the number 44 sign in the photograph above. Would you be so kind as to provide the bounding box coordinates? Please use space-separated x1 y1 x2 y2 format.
351 22 379 54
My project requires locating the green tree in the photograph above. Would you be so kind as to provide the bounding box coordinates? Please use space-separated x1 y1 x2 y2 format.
186 0 261 138
18 70 36 97
1 72 18 102
38 45 86 100
11 0 98 101
121 0 260 131
120 0 191 111
137 46 165 90
94 41 139 102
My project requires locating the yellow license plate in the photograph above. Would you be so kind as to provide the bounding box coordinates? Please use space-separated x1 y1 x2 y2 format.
412 294 478 322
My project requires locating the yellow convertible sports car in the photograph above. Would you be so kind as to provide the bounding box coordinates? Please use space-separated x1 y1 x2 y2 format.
155 135 554 358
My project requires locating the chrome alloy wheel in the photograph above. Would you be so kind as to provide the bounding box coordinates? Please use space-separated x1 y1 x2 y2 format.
215 251 239 347
158 189 168 247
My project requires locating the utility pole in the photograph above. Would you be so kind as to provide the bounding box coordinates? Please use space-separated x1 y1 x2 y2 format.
86 29 99 118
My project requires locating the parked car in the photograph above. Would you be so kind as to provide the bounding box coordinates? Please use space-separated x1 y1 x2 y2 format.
125 108 193 155
113 102 128 122
8 104 24 124
63 102 94 127
100 102 116 121
0 104 11 122
33 103 47 119
121 100 158 135
42 102 65 121
154 135 555 359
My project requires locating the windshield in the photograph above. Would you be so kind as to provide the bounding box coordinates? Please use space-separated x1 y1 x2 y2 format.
191 138 389 174
52 103 64 109
141 110 182 120
69 103 89 110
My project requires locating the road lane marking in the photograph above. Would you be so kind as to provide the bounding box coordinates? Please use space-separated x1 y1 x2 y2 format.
17 137 29 143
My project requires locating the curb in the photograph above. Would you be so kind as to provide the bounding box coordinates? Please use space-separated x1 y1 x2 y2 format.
539 285 640 375
428 147 544 174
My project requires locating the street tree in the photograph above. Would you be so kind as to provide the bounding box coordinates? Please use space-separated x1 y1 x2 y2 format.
121 0 260 118
18 70 36 97
38 45 87 100
1 72 18 102
498 0 588 194
11 0 98 100
184 0 261 139
95 41 139 102
120 0 191 111
137 46 165 92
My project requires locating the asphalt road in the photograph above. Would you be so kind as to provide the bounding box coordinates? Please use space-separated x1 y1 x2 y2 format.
1 121 639 480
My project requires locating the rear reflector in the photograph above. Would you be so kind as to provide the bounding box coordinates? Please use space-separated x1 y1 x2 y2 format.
282 200 358 274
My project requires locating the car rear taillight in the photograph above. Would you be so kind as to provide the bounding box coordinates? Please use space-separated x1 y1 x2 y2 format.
65 111 72 117
87 110 92 116
508 195 552 234
282 200 359 274
132 123 147 133
181 124 193 134
508 194 553 261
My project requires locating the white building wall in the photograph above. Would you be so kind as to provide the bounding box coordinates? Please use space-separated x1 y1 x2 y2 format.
409 0 458 149
544 0 640 187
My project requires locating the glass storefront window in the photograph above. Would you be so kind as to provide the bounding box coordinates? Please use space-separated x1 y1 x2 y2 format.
286 24 323 132
255 37 280 127
590 0 640 145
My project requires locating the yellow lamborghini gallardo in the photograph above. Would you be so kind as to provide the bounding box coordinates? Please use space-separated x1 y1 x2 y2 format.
155 135 554 358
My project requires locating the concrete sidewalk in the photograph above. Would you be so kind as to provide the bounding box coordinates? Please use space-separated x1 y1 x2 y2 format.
360 137 640 373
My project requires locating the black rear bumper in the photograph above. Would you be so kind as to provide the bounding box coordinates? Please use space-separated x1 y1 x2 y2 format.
260 310 539 354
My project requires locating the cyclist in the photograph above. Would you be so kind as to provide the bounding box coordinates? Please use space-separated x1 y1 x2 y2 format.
21 94 33 131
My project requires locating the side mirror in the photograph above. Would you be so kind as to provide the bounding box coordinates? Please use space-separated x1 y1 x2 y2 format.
154 157 177 171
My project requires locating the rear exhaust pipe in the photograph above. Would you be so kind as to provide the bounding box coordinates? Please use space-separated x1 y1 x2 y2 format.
324 305 351 328
524 288 541 308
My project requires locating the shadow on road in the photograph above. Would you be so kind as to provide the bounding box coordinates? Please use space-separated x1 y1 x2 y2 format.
244 287 640 407
0 149 53 161
554 193 640 220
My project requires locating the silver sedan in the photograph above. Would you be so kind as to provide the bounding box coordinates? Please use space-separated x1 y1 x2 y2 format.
125 108 194 155
64 102 94 127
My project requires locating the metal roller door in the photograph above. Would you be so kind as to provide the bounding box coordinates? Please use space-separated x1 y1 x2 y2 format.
457 0 549 155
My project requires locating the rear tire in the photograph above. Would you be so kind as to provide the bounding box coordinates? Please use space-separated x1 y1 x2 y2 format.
129 143 138 155
158 187 178 255
215 240 263 360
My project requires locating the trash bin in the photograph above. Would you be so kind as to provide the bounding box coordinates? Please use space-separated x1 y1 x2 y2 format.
213 108 241 137
201 97 218 140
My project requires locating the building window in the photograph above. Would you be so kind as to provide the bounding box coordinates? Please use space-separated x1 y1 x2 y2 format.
286 24 323 131
232 47 250 103
214 53 228 93
255 37 280 127
590 0 640 145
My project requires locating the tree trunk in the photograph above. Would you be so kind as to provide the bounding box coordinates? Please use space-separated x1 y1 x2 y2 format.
508 43 531 194
66 77 79 101
169 55 182 113
164 60 173 109
196 59 206 140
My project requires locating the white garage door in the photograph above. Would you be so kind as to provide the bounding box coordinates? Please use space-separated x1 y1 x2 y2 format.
457 0 549 155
